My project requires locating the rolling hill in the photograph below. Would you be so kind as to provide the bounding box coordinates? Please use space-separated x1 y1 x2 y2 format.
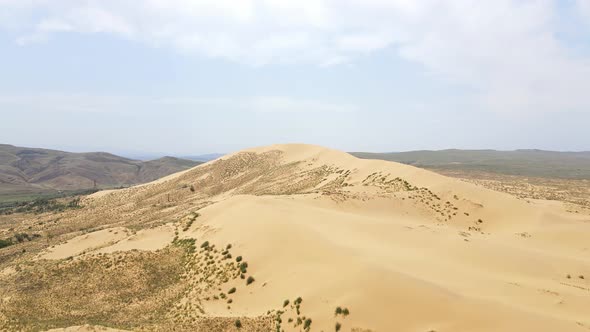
350 149 590 179
0 144 201 201
0 144 588 331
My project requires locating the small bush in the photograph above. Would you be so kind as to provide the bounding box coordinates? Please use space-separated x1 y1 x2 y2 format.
239 262 248 273
246 276 255 285
283 299 289 307
342 308 350 316
201 241 209 249
335 322 342 331
228 287 236 294
0 239 12 249
236 256 242 262
234 319 242 328
303 318 312 330
335 306 342 315
580 275 585 279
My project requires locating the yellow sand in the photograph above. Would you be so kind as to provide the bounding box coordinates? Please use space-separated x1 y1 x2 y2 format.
46 144 590 331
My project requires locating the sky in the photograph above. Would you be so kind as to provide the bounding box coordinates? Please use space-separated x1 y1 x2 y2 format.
0 0 589 156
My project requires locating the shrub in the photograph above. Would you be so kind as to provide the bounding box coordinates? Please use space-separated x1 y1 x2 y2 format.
189 185 195 192
303 318 312 331
201 241 209 249
335 322 342 331
226 244 232 249
580 275 585 279
342 308 350 316
246 276 255 285
236 256 242 262
228 287 236 294
239 262 248 273
0 239 12 249
234 319 242 328
283 299 289 307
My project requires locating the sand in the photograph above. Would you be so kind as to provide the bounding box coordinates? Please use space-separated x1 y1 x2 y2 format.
36 144 590 331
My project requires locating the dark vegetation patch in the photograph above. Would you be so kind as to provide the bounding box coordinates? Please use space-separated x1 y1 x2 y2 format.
0 195 86 215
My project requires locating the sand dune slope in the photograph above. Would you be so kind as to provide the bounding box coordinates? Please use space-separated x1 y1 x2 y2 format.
2 144 589 332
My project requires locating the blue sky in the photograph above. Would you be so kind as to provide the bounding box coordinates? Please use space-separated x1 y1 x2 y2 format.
1 0 589 156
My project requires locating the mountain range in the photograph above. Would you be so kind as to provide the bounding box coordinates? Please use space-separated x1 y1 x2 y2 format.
0 144 201 201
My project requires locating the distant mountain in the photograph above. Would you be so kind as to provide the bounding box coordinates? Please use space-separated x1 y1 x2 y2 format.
0 144 202 200
350 149 590 179
181 153 225 162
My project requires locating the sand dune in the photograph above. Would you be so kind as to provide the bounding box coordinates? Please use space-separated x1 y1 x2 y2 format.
3 144 589 331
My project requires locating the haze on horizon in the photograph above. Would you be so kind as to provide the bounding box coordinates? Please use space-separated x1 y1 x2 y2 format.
1 0 590 155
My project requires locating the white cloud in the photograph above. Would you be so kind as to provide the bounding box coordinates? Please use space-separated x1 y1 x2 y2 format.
0 94 356 115
1 0 590 114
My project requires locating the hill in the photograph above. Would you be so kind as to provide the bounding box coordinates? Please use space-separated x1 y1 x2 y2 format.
0 144 201 201
0 144 588 331
350 149 590 179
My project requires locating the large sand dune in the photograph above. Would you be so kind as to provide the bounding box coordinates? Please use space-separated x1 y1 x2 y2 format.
3 144 589 331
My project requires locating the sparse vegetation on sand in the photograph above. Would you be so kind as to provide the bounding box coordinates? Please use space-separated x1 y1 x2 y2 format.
0 144 588 332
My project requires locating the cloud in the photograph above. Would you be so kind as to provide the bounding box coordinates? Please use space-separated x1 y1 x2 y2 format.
1 0 590 114
0 94 357 115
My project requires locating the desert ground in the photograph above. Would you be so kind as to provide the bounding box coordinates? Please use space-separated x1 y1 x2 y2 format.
0 144 589 332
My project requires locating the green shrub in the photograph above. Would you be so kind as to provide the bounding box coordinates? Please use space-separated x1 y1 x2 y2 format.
234 319 242 328
283 299 289 307
246 276 255 285
0 239 12 249
228 287 236 294
303 318 312 330
239 262 248 273
236 256 242 262
342 308 350 316
335 322 342 331
200 241 209 248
